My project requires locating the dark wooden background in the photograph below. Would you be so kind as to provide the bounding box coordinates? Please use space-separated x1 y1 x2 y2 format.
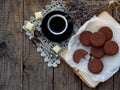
0 0 120 90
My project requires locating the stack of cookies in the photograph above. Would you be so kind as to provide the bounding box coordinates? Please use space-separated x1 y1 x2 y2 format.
73 26 119 74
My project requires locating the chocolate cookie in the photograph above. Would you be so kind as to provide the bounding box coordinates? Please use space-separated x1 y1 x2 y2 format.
104 40 119 56
79 31 92 47
88 58 103 74
99 27 113 41
90 46 105 58
73 49 88 63
90 32 106 47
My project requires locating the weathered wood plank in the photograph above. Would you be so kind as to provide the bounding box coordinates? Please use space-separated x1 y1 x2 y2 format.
114 70 120 90
54 62 82 90
23 0 53 90
23 63 53 90
0 24 23 90
0 23 23 89
0 0 23 90
0 0 23 23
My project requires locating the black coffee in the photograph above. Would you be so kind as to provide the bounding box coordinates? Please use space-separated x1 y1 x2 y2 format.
49 16 66 33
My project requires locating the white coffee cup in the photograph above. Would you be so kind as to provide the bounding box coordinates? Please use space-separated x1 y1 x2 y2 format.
47 14 68 35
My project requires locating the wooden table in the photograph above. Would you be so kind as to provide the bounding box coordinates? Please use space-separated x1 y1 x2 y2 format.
0 0 120 90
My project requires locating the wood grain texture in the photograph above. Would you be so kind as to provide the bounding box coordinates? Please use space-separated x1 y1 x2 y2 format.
0 0 23 23
114 70 120 90
54 62 82 90
0 0 23 90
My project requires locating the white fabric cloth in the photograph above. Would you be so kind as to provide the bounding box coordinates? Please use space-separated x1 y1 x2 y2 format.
66 16 120 82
